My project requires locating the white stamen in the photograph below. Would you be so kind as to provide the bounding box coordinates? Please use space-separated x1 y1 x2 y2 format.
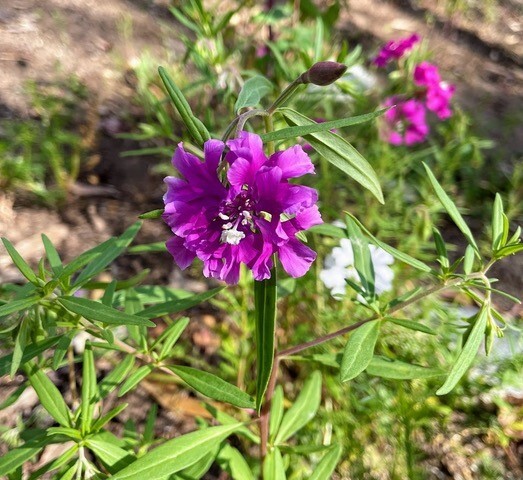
220 228 245 245
218 212 230 220
222 222 233 230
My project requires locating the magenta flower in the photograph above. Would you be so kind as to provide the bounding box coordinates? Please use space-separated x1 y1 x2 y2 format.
414 62 456 120
382 97 429 146
162 132 322 284
373 34 420 67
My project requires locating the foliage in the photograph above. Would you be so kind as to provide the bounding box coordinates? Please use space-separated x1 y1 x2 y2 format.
1 1 522 479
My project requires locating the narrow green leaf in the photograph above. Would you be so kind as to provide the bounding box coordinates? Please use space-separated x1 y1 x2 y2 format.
118 365 154 397
0 295 40 318
0 383 27 410
463 245 475 274
52 331 75 371
58 297 155 327
310 444 342 480
261 109 388 143
111 423 241 480
491 193 504 251
346 213 433 273
28 445 78 480
269 385 284 441
340 320 380 382
263 447 286 480
254 271 277 413
138 209 164 220
97 355 135 399
280 108 383 203
127 242 167 254
169 365 255 409
174 445 218 479
423 163 479 255
235 75 273 113
307 223 345 238
346 215 375 296
157 317 190 359
436 306 489 395
158 66 209 146
143 403 157 444
387 317 436 335
27 364 72 427
274 371 322 444
92 404 128 431
86 436 135 474
0 336 61 376
0 445 43 476
47 427 82 441
1 238 38 284
73 221 142 287
81 344 96 434
366 356 444 379
41 234 63 275
432 227 449 268
11 317 29 377
494 243 523 258
204 404 260 444
138 287 223 319
217 444 255 480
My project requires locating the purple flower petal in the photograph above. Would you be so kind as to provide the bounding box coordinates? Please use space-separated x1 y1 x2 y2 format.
166 236 195 270
279 239 317 278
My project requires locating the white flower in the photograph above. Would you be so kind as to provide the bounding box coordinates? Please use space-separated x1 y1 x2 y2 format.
320 238 394 299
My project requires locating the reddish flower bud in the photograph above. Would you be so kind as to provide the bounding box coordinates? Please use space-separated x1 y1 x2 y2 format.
299 61 348 86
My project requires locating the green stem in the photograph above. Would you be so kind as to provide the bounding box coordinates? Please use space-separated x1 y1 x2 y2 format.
266 78 303 114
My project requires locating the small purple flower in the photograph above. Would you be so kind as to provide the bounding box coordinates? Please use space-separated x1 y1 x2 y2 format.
163 132 322 284
373 34 420 67
414 62 456 120
382 97 429 146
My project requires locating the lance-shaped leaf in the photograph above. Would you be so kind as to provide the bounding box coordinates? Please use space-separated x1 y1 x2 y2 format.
235 76 273 113
0 336 61 376
0 444 44 477
0 295 40 319
27 364 72 427
118 365 155 397
436 306 489 395
340 320 380 382
217 444 255 480
346 215 375 296
263 447 286 480
81 344 97 434
366 356 444 379
387 317 436 335
1 238 38 284
280 108 383 203
58 296 154 327
111 423 242 480
254 271 277 413
269 385 284 440
169 366 255 409
73 221 142 287
310 444 342 480
261 109 388 143
158 66 210 146
274 371 322 444
86 436 135 474
41 234 63 275
423 163 479 256
346 213 433 274
137 287 223 319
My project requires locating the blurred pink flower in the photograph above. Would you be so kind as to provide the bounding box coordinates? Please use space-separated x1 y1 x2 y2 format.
383 97 429 146
373 34 420 67
414 62 456 119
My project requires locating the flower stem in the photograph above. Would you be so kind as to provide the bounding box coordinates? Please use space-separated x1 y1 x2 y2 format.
266 78 303 114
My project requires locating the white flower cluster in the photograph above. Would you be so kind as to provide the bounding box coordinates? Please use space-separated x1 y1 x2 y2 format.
320 238 394 298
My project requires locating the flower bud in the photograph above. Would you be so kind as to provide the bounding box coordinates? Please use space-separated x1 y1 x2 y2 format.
299 61 348 86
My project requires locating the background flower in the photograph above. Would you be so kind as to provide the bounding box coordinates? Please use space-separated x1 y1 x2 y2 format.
373 34 420 67
382 97 429 145
320 238 395 298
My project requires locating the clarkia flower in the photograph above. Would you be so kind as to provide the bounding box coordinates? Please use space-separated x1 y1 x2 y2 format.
163 132 322 284
320 238 394 298
382 97 429 145
373 34 420 67
414 61 456 119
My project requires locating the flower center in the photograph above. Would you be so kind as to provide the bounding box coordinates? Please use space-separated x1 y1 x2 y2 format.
217 192 256 245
